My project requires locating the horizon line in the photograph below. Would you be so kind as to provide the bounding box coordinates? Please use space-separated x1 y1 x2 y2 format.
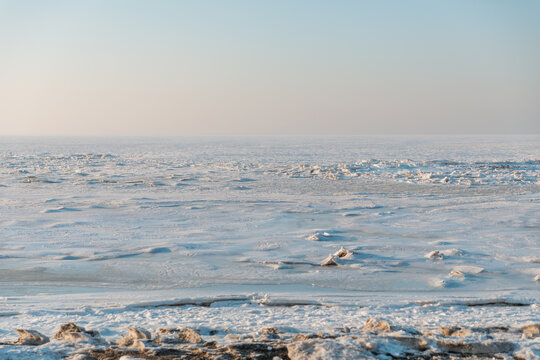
0 133 538 138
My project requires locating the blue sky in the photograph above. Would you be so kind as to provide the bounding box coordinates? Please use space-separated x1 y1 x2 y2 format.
1 0 539 135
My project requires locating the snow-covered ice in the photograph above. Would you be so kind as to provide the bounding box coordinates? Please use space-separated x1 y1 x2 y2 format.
0 136 538 358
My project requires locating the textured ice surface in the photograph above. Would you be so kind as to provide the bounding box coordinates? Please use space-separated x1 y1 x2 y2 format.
0 136 538 357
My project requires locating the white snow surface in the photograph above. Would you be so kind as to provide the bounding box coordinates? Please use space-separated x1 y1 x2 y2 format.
0 136 538 358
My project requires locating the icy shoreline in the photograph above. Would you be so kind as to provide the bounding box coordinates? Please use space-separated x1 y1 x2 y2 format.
0 292 539 359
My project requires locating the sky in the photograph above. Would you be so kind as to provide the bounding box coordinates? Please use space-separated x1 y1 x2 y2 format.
0 0 539 136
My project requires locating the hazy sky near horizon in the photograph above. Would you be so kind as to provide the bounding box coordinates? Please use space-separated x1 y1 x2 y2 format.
1 0 539 136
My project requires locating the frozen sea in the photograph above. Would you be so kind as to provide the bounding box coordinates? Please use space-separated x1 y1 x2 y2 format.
0 136 538 358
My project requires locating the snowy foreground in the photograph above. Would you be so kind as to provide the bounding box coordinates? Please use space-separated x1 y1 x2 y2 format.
0 136 538 359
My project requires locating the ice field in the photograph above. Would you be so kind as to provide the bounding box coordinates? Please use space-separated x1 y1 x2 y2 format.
0 136 538 358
